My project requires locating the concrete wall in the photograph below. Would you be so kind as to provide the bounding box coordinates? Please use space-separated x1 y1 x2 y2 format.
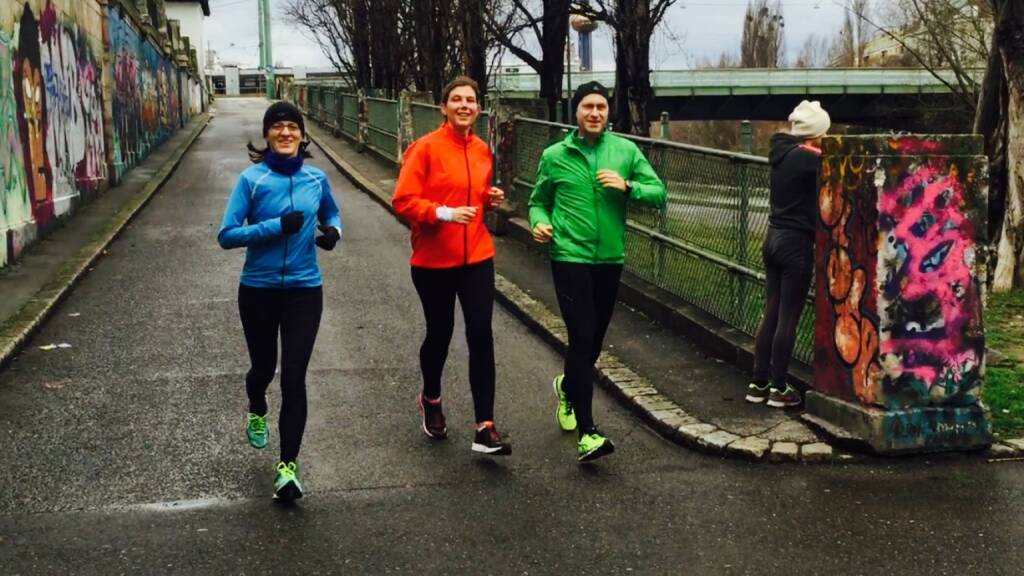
0 0 204 269
810 134 990 452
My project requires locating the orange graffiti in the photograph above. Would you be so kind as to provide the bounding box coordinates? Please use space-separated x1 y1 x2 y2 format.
21 58 46 203
820 141 881 405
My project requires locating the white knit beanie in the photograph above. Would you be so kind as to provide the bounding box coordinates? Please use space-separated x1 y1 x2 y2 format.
789 100 831 139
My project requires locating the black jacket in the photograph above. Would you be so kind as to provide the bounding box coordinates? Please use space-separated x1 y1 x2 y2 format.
767 133 821 234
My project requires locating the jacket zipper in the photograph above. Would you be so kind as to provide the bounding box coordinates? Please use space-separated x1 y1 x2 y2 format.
462 140 471 266
282 175 294 288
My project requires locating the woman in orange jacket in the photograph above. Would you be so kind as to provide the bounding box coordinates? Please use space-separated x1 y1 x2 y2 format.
392 76 510 456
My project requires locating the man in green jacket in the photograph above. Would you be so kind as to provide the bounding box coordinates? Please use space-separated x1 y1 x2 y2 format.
529 81 667 462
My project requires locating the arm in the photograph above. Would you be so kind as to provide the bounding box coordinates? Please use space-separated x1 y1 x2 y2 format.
528 153 555 229
392 141 440 225
317 173 342 237
627 146 667 209
217 174 284 249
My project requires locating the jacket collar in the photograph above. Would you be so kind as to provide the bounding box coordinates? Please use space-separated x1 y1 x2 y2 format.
440 121 474 145
566 128 605 150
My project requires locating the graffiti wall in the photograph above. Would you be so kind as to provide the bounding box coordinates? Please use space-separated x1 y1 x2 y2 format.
0 0 204 267
815 135 988 412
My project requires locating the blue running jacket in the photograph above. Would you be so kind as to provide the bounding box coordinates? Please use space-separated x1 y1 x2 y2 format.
218 163 342 288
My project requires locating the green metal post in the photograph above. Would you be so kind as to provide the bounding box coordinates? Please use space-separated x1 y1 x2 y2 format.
659 111 670 140
257 0 264 70
737 120 752 319
263 0 275 99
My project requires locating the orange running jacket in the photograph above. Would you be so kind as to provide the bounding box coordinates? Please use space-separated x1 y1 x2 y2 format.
393 123 496 268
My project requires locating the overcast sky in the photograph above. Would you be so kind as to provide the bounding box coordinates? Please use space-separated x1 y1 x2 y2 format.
206 0 858 71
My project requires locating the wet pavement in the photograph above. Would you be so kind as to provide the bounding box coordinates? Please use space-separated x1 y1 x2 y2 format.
2 98 1023 576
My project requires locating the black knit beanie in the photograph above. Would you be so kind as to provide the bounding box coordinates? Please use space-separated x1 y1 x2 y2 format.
571 81 610 111
262 101 305 136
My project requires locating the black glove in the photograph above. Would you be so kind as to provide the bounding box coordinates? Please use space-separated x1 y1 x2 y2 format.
315 224 340 251
280 211 304 235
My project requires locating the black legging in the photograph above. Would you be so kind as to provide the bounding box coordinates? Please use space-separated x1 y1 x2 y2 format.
753 227 814 389
551 262 623 434
410 259 495 423
238 284 323 463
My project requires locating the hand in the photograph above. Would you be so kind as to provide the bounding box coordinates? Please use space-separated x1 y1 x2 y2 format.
280 211 304 235
486 186 505 209
315 224 340 251
532 223 553 243
451 206 478 224
596 169 628 193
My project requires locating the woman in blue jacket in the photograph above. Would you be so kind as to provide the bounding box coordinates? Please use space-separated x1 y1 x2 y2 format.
218 101 342 501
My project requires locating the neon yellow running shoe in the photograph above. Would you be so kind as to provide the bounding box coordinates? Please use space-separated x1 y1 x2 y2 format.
273 461 304 501
246 413 268 449
577 429 615 463
553 375 577 432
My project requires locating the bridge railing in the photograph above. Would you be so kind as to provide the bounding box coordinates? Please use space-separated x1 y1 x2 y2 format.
511 117 814 363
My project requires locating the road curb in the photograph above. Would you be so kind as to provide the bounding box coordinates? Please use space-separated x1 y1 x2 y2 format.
306 123 863 464
0 113 212 371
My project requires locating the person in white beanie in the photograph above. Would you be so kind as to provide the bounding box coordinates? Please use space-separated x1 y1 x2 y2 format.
745 100 830 408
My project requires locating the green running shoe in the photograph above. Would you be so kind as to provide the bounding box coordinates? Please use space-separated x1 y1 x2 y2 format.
246 413 269 449
273 461 304 501
577 429 615 463
553 375 577 432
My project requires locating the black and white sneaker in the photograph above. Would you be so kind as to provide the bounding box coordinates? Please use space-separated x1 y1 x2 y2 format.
767 385 803 408
471 422 512 456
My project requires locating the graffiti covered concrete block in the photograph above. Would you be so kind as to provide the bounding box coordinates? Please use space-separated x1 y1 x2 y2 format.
811 134 990 453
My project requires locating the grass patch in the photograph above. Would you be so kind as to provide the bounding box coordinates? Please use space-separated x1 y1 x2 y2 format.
983 288 1024 438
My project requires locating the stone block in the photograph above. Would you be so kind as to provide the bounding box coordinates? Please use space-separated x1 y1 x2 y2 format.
769 442 799 462
697 430 741 454
725 436 771 461
801 442 834 462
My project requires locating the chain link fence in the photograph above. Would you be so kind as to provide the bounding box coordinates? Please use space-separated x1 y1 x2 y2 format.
511 117 814 363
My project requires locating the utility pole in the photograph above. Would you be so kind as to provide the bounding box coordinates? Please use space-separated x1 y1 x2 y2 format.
263 0 275 98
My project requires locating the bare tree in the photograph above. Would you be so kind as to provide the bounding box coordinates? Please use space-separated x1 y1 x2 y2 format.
793 33 833 68
571 0 679 136
988 0 1024 290
740 0 784 68
283 0 371 88
486 0 572 121
831 0 871 67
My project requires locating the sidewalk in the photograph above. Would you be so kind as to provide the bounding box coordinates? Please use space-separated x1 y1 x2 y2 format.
303 121 844 463
0 113 210 369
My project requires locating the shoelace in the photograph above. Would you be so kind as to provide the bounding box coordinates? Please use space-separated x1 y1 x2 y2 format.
277 462 296 478
249 415 267 433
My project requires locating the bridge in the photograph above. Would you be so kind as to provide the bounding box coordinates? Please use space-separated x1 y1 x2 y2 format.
491 68 982 130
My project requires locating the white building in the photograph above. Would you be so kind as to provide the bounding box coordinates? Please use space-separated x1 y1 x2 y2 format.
165 1 210 81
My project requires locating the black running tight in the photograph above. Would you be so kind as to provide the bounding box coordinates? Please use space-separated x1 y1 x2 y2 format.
753 227 814 390
551 261 623 434
411 259 495 423
238 284 323 463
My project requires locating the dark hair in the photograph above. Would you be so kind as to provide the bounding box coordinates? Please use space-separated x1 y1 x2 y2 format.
441 76 480 104
246 140 313 164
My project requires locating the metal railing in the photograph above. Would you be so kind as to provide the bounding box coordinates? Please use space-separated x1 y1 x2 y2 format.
511 117 814 363
366 97 399 162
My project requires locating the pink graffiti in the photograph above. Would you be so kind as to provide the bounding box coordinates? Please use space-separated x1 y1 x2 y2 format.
878 161 980 394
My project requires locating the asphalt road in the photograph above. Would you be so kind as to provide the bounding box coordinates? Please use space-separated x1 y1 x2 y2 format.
2 99 1022 576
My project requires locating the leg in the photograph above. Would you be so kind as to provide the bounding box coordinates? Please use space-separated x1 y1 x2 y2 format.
587 264 623 366
277 286 323 464
551 261 599 433
456 259 496 423
238 284 282 416
770 234 814 390
753 230 783 385
411 266 458 400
